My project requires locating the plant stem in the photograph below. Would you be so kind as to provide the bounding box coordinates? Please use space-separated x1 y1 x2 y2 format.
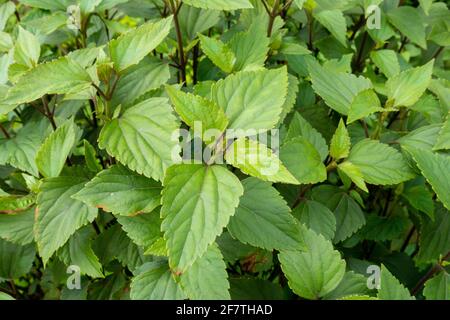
0 123 10 139
193 42 199 85
168 0 186 84
400 226 416 252
411 251 450 296
431 46 444 61
42 96 57 131
267 0 280 37
307 11 314 50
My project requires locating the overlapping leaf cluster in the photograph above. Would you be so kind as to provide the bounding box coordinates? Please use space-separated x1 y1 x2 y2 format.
0 0 449 300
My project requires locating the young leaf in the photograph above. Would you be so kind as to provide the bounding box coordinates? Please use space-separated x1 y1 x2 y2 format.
333 194 366 243
35 173 98 263
330 119 350 160
280 137 327 184
182 0 253 10
347 89 383 124
279 227 346 300
423 272 449 300
166 85 229 144
227 178 305 251
36 119 78 178
314 10 347 46
161 164 243 273
73 165 162 216
4 57 92 105
198 34 235 73
405 147 450 210
225 138 299 185
179 244 230 300
386 60 434 108
227 22 270 72
117 212 162 248
370 50 400 78
347 139 415 185
377 265 414 300
338 162 369 192
98 97 181 182
0 207 35 245
387 6 427 49
130 260 186 300
14 26 40 68
285 112 329 162
58 227 103 278
308 61 372 115
109 16 173 72
211 67 288 136
294 200 337 241
0 239 35 280
434 112 450 151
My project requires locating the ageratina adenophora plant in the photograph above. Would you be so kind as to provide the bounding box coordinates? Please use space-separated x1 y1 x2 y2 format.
0 0 449 301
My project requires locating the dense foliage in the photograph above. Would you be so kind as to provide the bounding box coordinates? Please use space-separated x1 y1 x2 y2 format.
0 0 449 300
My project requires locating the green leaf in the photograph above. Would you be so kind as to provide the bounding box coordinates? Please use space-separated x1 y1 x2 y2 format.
279 227 346 300
36 119 78 178
179 244 230 300
0 2 15 31
182 0 253 10
347 89 383 124
294 200 337 241
227 177 305 250
73 165 162 216
338 162 369 192
166 85 228 144
323 271 370 300
111 57 171 107
330 119 350 160
314 10 347 46
36 173 98 263
98 97 181 182
280 137 327 184
58 227 103 278
130 260 186 300
0 239 35 279
109 16 173 72
198 34 235 73
18 0 71 11
416 204 450 264
405 147 450 210
279 74 300 124
347 139 415 185
4 57 92 105
370 50 400 78
227 22 270 72
225 138 299 185
377 265 414 300
161 164 243 273
0 292 14 300
386 60 434 108
0 206 35 245
434 112 450 151
423 272 449 300
309 62 372 115
117 211 162 248
398 124 441 152
285 112 328 162
14 26 40 68
333 193 366 243
359 215 408 241
211 67 288 136
387 6 426 49
83 140 102 173
402 178 435 219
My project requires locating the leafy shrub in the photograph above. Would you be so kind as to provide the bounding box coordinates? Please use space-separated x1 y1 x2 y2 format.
0 0 449 301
